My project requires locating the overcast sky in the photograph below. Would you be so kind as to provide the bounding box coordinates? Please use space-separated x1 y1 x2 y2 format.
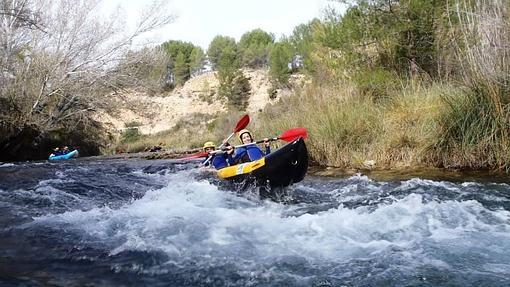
105 0 344 49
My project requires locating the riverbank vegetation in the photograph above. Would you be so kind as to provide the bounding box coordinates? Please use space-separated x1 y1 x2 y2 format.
111 0 510 171
254 0 509 171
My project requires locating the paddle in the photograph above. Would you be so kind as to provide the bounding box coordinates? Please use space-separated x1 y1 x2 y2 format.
201 114 250 165
177 151 209 161
210 127 308 153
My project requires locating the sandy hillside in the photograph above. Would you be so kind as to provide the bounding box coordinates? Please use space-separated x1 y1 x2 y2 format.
95 69 303 134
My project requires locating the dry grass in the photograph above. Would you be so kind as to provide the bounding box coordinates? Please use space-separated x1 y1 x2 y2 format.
426 0 510 170
255 78 448 169
111 111 248 154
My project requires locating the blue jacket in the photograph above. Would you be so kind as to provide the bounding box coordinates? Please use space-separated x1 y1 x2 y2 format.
203 153 229 169
228 145 270 165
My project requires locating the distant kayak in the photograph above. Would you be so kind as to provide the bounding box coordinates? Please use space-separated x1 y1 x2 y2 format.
48 150 79 161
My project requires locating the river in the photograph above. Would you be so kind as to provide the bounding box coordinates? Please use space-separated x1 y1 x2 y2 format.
0 158 509 286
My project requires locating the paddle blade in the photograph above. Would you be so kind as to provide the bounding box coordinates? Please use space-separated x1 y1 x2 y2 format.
177 152 208 161
279 127 308 142
234 114 250 133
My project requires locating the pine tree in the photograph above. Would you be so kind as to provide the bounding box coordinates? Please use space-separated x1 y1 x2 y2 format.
239 29 274 68
269 42 293 86
173 52 188 86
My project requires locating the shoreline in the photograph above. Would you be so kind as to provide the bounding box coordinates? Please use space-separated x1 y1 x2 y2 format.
146 150 510 182
4 150 509 182
308 165 510 183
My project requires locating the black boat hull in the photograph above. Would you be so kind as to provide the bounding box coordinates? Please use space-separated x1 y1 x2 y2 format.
217 137 308 188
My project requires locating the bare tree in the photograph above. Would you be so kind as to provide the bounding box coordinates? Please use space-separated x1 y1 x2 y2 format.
0 0 174 160
1 0 174 137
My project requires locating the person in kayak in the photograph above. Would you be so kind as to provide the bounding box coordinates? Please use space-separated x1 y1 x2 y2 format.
202 141 229 169
226 129 270 164
49 147 62 157
62 146 70 155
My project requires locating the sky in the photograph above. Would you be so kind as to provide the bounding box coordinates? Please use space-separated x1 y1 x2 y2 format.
105 0 344 49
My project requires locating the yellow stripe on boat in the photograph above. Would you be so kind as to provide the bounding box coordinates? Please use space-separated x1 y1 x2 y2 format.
217 158 266 179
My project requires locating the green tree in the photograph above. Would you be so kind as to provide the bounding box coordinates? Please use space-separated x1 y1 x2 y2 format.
189 46 205 76
326 0 450 77
230 72 251 110
289 19 321 72
161 40 195 63
238 29 274 68
173 52 188 86
269 41 293 86
207 35 237 69
161 40 201 83
217 45 250 110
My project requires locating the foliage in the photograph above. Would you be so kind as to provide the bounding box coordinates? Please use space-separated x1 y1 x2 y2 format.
207 35 238 69
197 80 214 104
114 112 242 153
238 29 274 68
352 68 400 100
288 19 321 73
430 85 510 169
269 41 293 86
230 72 251 110
161 40 196 63
115 47 170 94
428 0 510 170
173 52 189 86
216 44 251 110
189 46 206 76
121 127 142 143
161 40 204 85
256 80 444 168
309 0 451 80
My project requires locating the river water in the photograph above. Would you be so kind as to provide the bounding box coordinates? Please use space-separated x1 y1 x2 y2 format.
0 158 509 286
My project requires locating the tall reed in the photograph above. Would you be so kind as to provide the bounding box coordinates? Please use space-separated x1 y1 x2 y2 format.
256 79 444 168
431 0 510 170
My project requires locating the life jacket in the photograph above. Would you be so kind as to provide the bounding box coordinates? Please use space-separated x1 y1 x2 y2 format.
203 154 228 169
211 154 228 169
231 146 264 164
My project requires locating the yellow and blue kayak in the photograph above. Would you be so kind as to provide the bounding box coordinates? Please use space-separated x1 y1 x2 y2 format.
217 137 308 188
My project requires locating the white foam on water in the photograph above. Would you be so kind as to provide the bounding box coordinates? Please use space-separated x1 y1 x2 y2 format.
397 178 461 192
15 180 85 208
346 173 373 183
0 163 15 168
37 177 75 186
461 182 482 187
32 169 510 272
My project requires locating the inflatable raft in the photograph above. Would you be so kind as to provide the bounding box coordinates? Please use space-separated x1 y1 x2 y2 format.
217 137 308 188
48 150 79 161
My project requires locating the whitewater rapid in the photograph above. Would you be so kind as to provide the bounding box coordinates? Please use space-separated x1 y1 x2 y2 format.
1 159 509 286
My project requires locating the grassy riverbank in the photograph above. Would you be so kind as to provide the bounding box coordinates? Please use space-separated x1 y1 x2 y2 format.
116 75 510 172
255 79 445 169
